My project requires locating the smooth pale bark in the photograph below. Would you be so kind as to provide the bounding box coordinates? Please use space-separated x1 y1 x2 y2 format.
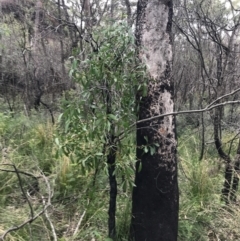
131 0 179 240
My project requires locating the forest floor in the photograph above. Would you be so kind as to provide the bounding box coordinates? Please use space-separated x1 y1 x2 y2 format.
0 111 240 241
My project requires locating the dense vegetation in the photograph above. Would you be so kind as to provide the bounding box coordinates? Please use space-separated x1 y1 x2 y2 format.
1 0 240 240
1 110 240 241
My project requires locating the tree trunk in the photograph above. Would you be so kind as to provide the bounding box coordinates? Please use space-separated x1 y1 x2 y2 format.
130 1 178 241
230 138 240 202
107 140 117 239
105 81 117 239
213 108 232 204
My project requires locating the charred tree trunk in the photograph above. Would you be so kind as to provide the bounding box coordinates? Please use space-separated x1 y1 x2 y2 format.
213 43 234 204
230 139 240 202
130 1 178 241
0 3 2 91
199 112 205 161
124 0 132 26
107 138 117 239
57 0 67 78
105 82 117 239
214 108 232 204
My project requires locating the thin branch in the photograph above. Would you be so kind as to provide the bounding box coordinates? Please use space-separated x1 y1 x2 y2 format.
228 0 240 12
136 100 240 126
0 164 40 179
206 87 240 108
12 164 34 218
0 172 52 241
117 89 240 141
73 210 86 236
0 202 51 240
41 173 57 241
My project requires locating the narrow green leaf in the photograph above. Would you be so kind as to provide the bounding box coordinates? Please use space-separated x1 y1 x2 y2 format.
150 146 156 156
138 161 142 172
108 114 118 121
55 138 60 146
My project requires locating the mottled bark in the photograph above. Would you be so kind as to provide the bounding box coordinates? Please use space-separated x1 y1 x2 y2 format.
124 0 132 25
83 0 91 29
131 0 178 241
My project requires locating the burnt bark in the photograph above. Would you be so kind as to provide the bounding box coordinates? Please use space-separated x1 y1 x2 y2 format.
230 139 240 202
130 0 178 240
105 81 117 239
107 140 117 239
214 108 232 204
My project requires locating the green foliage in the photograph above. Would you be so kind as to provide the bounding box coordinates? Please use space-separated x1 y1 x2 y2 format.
0 112 57 240
1 110 240 240
0 112 55 193
2 5 240 239
57 23 145 195
115 196 132 241
177 128 240 241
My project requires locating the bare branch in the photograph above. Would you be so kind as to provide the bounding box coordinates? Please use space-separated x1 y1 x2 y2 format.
0 202 51 240
12 164 34 218
136 100 240 126
228 0 240 12
41 172 57 241
117 88 240 140
0 164 41 179
206 87 240 108
0 172 53 241
73 210 86 236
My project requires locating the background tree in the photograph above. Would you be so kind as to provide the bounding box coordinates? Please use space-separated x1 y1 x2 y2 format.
0 0 72 119
173 0 240 204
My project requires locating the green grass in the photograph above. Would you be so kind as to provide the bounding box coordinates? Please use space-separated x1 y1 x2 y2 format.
1 113 240 240
178 128 240 241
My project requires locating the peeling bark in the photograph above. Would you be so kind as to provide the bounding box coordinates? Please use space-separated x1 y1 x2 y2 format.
131 0 178 240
